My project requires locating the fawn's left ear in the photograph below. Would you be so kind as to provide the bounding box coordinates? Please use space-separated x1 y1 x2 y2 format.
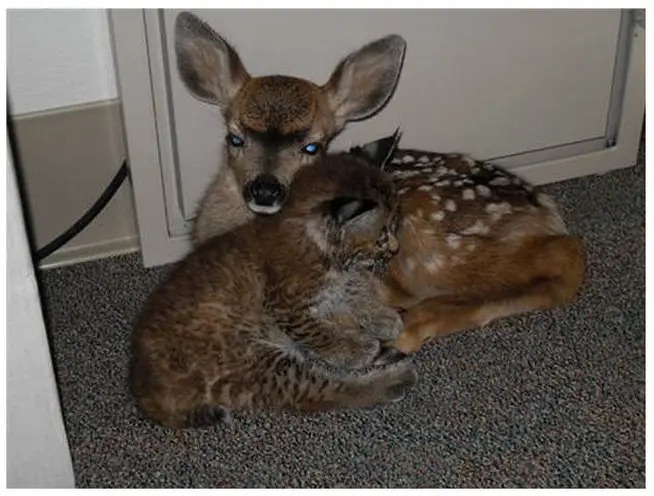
349 127 402 170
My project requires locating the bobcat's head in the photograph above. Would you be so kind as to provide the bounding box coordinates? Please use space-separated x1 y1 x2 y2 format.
286 145 401 274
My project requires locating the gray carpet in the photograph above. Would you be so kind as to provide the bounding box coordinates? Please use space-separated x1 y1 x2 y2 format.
39 148 645 488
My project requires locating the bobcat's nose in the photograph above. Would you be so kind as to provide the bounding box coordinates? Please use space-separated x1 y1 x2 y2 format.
244 173 288 215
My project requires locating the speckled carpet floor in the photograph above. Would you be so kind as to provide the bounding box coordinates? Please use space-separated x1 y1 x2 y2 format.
39 145 645 488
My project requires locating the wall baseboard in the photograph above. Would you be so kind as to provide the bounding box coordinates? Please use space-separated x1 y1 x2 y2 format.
37 236 141 270
9 99 141 270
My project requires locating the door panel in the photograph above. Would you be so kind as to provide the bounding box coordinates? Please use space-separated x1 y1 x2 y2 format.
159 9 621 224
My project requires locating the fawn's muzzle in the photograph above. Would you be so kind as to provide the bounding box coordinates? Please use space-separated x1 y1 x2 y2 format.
243 173 288 215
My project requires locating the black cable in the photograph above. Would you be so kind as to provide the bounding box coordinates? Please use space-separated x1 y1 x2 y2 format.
36 160 129 261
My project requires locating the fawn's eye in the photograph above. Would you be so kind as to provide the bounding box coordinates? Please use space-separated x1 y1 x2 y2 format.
302 143 321 155
227 134 244 147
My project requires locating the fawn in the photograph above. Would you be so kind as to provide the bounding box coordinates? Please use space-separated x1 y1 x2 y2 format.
175 11 585 356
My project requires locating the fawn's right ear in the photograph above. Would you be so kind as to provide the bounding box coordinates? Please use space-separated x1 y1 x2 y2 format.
323 35 407 128
175 12 250 109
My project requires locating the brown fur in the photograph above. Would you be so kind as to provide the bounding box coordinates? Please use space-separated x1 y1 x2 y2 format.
175 11 585 357
130 154 415 428
365 148 586 353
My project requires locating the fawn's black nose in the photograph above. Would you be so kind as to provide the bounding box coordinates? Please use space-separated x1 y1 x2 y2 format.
244 174 288 214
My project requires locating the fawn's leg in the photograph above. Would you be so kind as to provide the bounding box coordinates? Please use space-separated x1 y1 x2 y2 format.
392 235 586 354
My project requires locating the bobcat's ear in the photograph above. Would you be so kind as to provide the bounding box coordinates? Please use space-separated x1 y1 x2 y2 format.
349 127 402 170
329 197 380 226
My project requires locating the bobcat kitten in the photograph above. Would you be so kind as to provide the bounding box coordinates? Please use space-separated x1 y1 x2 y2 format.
129 152 416 428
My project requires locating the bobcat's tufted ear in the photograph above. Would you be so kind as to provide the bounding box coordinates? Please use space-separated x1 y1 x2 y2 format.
349 127 401 170
328 197 383 232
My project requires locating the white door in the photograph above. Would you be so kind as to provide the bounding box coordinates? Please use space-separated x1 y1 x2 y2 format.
110 9 644 267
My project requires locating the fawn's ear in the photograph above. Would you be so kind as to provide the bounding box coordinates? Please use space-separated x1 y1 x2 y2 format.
329 197 382 230
175 11 250 109
351 127 402 170
323 35 406 128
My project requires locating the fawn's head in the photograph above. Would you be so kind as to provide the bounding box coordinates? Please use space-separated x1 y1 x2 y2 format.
175 11 406 215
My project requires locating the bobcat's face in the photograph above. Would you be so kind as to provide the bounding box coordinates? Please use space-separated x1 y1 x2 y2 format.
337 196 401 275
285 152 401 275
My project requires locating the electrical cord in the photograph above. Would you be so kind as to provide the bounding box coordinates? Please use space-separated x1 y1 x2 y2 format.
35 160 130 261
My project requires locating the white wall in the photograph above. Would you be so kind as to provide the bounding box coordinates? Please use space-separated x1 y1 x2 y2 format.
7 139 76 488
7 9 118 115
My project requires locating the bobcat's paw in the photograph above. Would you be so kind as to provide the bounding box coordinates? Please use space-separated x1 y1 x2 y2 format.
366 309 404 341
373 347 410 367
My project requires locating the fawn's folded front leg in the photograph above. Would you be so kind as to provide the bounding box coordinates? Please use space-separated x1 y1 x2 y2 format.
392 298 483 354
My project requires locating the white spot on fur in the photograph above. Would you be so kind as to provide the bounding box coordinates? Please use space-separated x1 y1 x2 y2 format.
396 169 422 179
436 166 449 176
398 187 410 195
425 254 445 273
463 156 476 166
476 185 492 198
391 158 402 165
435 180 451 187
471 167 481 174
407 215 422 226
466 243 477 252
445 234 462 249
490 177 511 186
462 188 475 200
431 211 445 221
402 155 415 163
430 193 441 203
419 155 430 163
454 180 463 187
418 185 432 192
445 199 457 212
486 201 513 221
460 220 490 236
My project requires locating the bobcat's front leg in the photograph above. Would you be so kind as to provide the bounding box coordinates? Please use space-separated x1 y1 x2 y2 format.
358 306 404 342
286 310 382 370
330 298 406 368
